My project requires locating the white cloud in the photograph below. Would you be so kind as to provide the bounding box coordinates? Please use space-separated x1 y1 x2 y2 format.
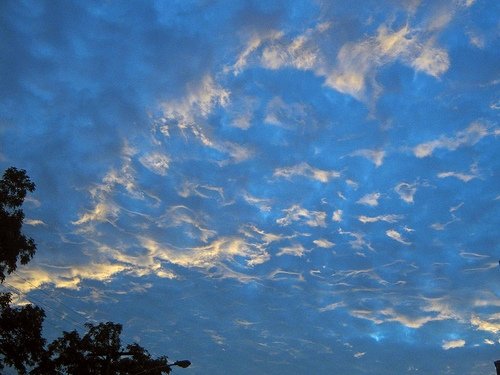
326 24 449 101
319 301 345 312
277 243 307 257
356 192 381 207
160 205 216 243
471 315 500 334
178 182 225 202
332 209 343 222
226 31 283 75
359 214 402 224
438 163 480 182
12 262 129 292
338 228 374 252
264 96 310 129
139 236 270 276
395 182 417 204
239 224 287 245
159 75 253 164
277 204 327 227
413 122 490 158
442 339 466 350
242 192 272 212
386 229 411 245
73 202 120 225
139 152 170 176
430 215 459 231
24 219 46 226
313 239 335 248
438 171 477 182
274 162 340 183
350 149 386 167
260 24 327 71
411 41 449 77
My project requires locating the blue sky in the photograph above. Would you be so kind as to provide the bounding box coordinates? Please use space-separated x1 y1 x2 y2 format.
1 0 499 373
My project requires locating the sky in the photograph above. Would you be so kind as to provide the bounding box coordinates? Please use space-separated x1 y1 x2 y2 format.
0 0 499 374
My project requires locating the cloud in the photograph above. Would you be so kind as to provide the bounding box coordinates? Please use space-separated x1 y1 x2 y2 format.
274 162 340 183
277 205 327 227
437 163 480 182
226 31 283 75
139 152 170 176
313 239 335 248
24 219 46 226
160 205 216 243
264 97 310 129
239 224 287 245
159 75 253 164
162 75 229 128
12 262 129 292
358 214 402 224
242 192 272 212
413 122 491 158
326 24 449 101
73 202 120 225
357 192 381 207
338 229 374 252
177 182 225 201
386 229 411 245
260 23 328 71
442 339 466 350
139 236 270 275
430 215 459 231
319 301 345 312
277 243 307 257
332 209 343 222
349 149 386 167
394 182 417 204
470 315 500 334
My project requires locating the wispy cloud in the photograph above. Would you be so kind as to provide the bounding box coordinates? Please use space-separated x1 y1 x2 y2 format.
357 192 382 207
332 209 343 222
313 239 335 248
277 243 307 257
442 339 466 350
394 182 417 204
438 163 480 182
470 315 500 334
139 152 170 176
413 123 491 158
274 162 340 183
386 229 411 245
349 149 386 167
277 205 327 227
24 219 46 226
359 214 402 224
338 229 374 252
326 23 449 101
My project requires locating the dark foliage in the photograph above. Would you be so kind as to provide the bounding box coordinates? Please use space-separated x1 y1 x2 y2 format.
0 167 190 374
0 167 36 282
0 292 46 374
32 322 184 375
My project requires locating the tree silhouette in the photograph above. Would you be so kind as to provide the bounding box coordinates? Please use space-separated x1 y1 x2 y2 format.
0 292 46 374
0 167 36 282
0 167 190 374
32 322 189 374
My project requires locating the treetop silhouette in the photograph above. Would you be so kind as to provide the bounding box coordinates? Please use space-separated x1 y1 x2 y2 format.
0 167 190 374
0 167 36 282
